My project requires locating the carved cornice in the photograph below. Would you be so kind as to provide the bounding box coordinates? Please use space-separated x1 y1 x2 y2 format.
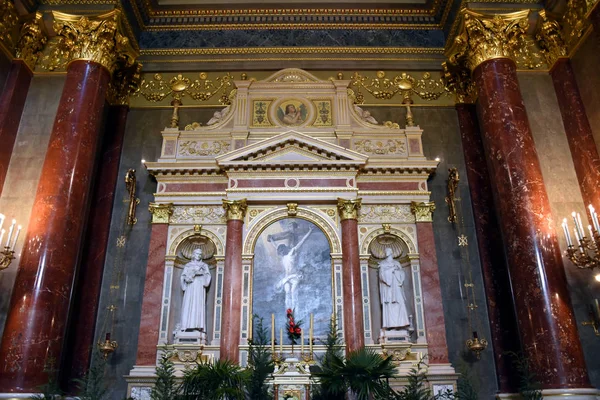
40 10 138 73
446 8 532 72
15 13 47 71
536 11 568 68
0 0 19 54
107 60 143 106
222 199 247 221
337 198 362 221
148 202 174 224
410 201 435 222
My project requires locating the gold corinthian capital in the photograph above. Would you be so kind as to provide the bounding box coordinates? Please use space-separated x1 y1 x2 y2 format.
446 8 531 72
535 10 568 68
45 10 138 73
337 198 362 221
148 202 174 224
411 201 436 223
223 199 248 221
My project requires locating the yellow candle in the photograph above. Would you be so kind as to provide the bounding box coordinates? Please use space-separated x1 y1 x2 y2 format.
271 314 275 353
301 328 304 353
280 328 283 352
309 313 314 353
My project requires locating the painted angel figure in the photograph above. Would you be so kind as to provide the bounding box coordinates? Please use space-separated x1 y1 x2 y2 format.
269 225 314 310
180 248 212 332
378 247 410 329
278 103 307 125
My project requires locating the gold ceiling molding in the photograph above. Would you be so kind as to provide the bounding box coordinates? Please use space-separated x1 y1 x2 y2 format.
144 22 440 31
39 10 139 73
139 47 446 57
445 8 542 72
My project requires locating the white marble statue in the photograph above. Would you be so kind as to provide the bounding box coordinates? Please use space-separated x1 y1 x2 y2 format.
354 104 379 124
206 105 230 126
378 247 410 329
180 248 212 332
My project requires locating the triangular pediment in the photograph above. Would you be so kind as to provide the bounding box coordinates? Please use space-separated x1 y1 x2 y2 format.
216 131 368 170
263 68 322 83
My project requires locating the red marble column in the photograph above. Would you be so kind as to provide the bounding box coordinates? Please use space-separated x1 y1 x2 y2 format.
0 60 33 196
474 58 590 389
62 105 129 387
456 103 520 393
338 199 364 353
0 60 110 392
415 221 449 364
550 58 600 216
136 222 169 365
220 199 247 363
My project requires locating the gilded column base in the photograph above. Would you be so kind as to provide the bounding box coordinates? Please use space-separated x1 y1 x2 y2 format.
541 388 599 400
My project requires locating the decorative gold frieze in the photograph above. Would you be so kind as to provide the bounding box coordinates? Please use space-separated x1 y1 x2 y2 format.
358 204 414 223
349 70 448 105
178 140 231 157
41 10 138 73
535 11 568 68
223 199 248 221
410 201 436 222
15 13 47 71
148 202 174 224
447 9 534 72
171 205 226 224
0 0 19 53
136 72 235 105
337 198 362 221
107 61 143 106
353 139 407 156
441 61 477 104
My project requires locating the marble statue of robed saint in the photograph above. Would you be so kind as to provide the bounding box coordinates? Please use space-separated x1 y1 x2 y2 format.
378 247 410 336
179 248 212 338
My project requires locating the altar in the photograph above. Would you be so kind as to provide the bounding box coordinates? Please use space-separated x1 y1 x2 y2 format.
126 68 457 398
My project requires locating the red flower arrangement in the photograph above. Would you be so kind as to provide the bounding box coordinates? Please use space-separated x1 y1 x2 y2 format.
285 308 303 345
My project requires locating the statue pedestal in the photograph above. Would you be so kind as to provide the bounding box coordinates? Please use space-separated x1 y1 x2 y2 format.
272 356 312 400
173 330 207 345
380 328 411 344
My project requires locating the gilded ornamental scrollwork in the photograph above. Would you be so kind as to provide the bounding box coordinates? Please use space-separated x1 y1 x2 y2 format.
358 204 414 224
15 13 47 71
136 72 235 105
170 206 227 224
149 202 174 224
178 140 231 157
441 61 477 104
0 0 19 52
40 10 138 73
337 198 362 221
353 139 407 156
222 199 248 221
410 201 436 223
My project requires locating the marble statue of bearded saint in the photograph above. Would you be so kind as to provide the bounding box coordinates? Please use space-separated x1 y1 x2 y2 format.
378 247 410 329
180 248 212 331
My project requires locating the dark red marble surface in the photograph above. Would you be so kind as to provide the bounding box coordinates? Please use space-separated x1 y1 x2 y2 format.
0 60 110 392
135 223 169 365
62 105 129 388
340 218 365 353
164 182 228 192
456 103 520 393
220 219 244 362
416 222 449 364
550 59 600 215
474 58 590 389
0 60 32 196
356 182 419 191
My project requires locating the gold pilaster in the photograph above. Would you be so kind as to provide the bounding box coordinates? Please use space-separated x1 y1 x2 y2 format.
15 13 47 71
148 202 174 224
337 198 362 221
446 8 531 72
536 11 568 68
42 10 138 73
410 201 436 223
223 199 248 221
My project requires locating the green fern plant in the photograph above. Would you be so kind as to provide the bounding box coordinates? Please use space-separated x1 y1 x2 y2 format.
180 359 250 400
72 351 108 400
151 352 180 400
394 358 432 400
506 351 542 400
247 315 275 400
30 357 63 400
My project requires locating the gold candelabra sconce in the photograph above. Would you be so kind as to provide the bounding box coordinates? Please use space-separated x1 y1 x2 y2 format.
561 205 600 271
0 214 21 271
466 331 488 359
582 300 600 337
98 332 118 359
125 169 140 225
445 168 460 223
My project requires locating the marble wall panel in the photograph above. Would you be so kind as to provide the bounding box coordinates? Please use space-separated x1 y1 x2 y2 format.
367 106 497 398
0 75 64 337
517 71 600 387
572 34 600 156
93 107 219 399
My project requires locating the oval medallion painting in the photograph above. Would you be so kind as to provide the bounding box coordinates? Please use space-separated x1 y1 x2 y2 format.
252 218 332 340
277 100 308 126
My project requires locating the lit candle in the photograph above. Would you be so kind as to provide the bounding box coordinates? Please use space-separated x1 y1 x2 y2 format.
301 328 304 354
309 313 314 354
563 219 573 247
577 213 586 237
11 225 21 251
589 225 594 241
5 219 15 248
574 228 584 253
271 314 275 353
280 328 283 353
0 213 4 232
0 229 4 247
591 205 600 232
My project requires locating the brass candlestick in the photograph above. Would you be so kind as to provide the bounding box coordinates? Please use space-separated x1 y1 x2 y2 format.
0 246 15 270
466 331 487 359
98 333 118 359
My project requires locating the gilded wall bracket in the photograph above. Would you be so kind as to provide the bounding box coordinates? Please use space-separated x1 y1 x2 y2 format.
445 168 460 224
125 169 140 225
